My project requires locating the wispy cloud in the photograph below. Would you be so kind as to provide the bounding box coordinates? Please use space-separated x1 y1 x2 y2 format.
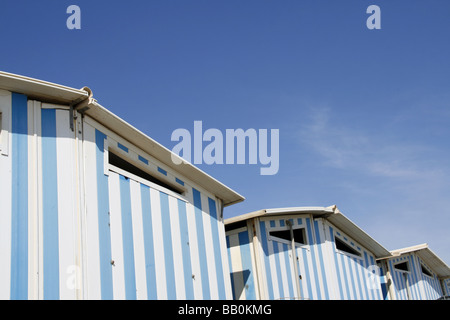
298 106 450 263
299 106 445 182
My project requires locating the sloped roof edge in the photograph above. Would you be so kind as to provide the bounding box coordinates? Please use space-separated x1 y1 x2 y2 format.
0 71 244 206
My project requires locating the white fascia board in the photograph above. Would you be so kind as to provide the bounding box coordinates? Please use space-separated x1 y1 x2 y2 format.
83 100 245 207
0 71 88 105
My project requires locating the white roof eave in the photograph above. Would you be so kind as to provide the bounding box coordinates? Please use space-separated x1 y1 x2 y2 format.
0 71 245 206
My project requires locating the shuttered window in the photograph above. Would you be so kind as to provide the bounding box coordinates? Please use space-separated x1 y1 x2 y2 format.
109 151 182 195
394 261 409 272
335 237 361 257
269 227 307 245
421 264 433 277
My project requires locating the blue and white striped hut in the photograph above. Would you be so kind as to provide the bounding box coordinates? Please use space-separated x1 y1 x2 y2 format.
0 71 244 300
378 244 450 300
225 205 391 300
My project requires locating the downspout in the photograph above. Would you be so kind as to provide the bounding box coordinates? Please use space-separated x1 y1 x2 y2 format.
286 219 302 300
70 86 94 300
69 86 93 131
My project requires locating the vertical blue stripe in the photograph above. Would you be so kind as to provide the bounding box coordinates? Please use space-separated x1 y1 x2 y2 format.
406 256 417 299
238 230 256 300
226 236 236 300
119 176 136 300
177 199 194 299
305 218 321 299
41 108 59 300
282 243 294 299
353 258 364 299
259 221 274 299
329 227 344 299
192 188 210 299
159 192 176 299
207 197 226 299
10 93 28 300
408 255 420 299
95 129 113 299
340 254 351 299
301 248 313 299
346 255 358 299
140 184 157 299
313 220 329 299
362 252 371 299
272 238 284 298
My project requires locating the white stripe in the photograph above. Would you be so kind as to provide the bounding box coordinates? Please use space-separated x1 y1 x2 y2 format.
0 90 12 299
150 188 167 299
320 223 339 300
184 189 202 299
296 247 308 299
129 179 147 300
287 246 299 299
83 123 102 299
56 110 78 300
27 101 41 299
313 244 326 299
201 193 218 299
109 172 125 300
168 196 186 299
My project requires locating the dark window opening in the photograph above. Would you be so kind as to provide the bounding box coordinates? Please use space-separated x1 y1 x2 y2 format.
394 261 409 272
109 151 182 195
225 220 247 232
269 228 306 245
421 264 432 277
335 237 361 257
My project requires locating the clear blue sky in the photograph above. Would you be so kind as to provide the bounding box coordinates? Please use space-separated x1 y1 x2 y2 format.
1 1 450 264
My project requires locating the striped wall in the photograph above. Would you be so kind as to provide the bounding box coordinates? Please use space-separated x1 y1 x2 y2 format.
327 224 383 300
0 91 232 300
226 215 384 300
0 94 80 299
226 227 257 300
83 122 231 300
386 254 443 300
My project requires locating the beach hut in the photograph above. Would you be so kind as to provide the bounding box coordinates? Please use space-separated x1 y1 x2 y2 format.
0 71 244 300
378 244 450 300
225 205 391 300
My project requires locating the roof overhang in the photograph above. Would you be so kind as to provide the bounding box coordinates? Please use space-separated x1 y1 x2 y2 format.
226 205 392 258
0 71 89 105
0 71 245 206
388 244 450 279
